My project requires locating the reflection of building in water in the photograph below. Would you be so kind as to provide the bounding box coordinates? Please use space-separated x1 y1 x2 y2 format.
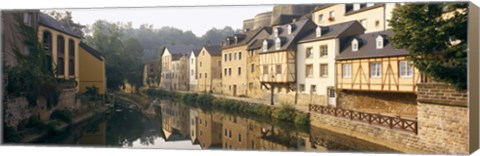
160 101 190 141
76 122 107 145
189 109 199 145
197 111 223 149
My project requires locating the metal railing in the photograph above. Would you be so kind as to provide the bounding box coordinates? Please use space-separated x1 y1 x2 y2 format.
309 105 418 134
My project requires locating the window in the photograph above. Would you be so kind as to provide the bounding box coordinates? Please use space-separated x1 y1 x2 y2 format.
238 67 241 75
199 73 202 78
229 68 232 76
234 52 237 60
318 14 324 23
306 47 313 58
218 60 221 66
320 45 328 57
249 83 253 89
275 37 281 50
287 24 292 34
316 26 322 37
352 39 359 52
23 13 32 26
205 73 208 78
200 61 202 67
224 68 227 76
224 54 227 62
275 65 281 74
229 130 232 138
376 36 384 49
262 40 268 52
329 11 335 17
57 58 65 75
320 64 328 78
342 64 352 78
251 64 255 73
360 19 367 28
306 64 313 78
311 85 316 93
68 39 75 76
191 69 194 76
370 62 382 78
229 53 232 61
238 134 242 142
238 52 242 60
263 65 269 74
224 129 228 136
300 84 305 92
399 61 413 77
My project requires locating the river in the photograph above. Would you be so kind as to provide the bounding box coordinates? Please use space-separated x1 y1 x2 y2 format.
35 98 398 153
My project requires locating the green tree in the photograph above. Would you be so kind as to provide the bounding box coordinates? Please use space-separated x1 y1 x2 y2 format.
389 3 468 90
47 11 86 38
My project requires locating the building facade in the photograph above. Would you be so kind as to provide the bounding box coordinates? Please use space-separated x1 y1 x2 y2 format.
78 42 106 94
143 60 160 88
311 3 396 33
296 21 364 106
187 49 201 91
196 45 223 94
221 27 270 97
160 46 192 91
258 18 316 105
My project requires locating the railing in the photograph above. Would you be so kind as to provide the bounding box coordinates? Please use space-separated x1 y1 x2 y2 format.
309 105 418 134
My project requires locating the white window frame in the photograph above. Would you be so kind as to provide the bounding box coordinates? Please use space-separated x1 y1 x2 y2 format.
352 39 359 52
320 64 328 78
320 45 328 57
262 40 268 52
316 26 322 37
376 36 384 49
306 64 313 78
399 61 414 78
275 37 281 50
306 47 313 58
360 19 367 28
370 62 382 78
318 14 324 23
342 64 352 78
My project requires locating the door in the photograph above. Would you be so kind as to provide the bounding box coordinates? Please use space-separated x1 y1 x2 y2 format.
327 87 336 106
233 85 237 96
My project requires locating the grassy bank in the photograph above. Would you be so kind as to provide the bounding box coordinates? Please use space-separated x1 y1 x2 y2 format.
146 89 309 127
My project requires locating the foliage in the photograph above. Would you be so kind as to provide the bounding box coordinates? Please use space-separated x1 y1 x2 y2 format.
4 15 61 108
84 86 100 101
389 3 468 90
272 104 296 122
47 11 86 38
3 125 22 143
50 109 73 124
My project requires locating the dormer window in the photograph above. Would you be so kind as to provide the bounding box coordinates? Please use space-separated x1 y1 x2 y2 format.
376 36 384 49
275 37 281 50
262 40 268 52
274 27 281 37
287 24 294 34
234 36 238 44
226 38 230 46
352 39 359 52
316 26 322 37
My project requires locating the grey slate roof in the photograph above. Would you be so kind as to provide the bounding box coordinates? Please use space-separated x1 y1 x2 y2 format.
39 13 81 38
259 18 317 53
336 31 409 60
271 14 302 27
223 27 266 49
298 20 365 43
165 45 196 60
204 45 222 56
79 42 105 60
190 49 201 57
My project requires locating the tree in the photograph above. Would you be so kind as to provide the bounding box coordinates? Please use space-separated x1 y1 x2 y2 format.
47 11 86 38
389 3 468 90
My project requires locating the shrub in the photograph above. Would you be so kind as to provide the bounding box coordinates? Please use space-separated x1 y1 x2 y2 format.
272 104 296 122
294 113 309 126
50 109 73 124
84 86 100 101
3 125 22 143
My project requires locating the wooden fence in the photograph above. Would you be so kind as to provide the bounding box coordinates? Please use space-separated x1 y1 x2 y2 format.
309 105 418 134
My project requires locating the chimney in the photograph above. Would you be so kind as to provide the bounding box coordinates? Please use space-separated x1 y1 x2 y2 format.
292 18 297 23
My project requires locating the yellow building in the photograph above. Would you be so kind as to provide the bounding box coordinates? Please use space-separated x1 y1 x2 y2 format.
221 27 270 97
311 3 396 33
38 13 81 84
160 46 192 91
78 42 106 94
258 18 316 105
196 45 223 94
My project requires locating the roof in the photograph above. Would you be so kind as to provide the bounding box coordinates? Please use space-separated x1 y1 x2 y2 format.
271 14 302 27
39 13 81 38
165 45 195 60
259 18 317 53
223 27 268 49
189 49 201 57
79 42 105 61
203 45 222 56
298 20 365 43
336 31 409 60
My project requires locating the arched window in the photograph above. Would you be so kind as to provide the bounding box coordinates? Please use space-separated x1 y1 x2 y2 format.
68 39 75 77
275 37 281 50
262 40 268 52
57 35 65 76
352 39 359 52
42 31 52 53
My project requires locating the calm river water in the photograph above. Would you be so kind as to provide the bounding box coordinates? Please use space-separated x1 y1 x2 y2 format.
40 99 398 153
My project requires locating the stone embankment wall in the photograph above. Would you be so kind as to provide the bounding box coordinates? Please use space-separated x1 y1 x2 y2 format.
337 90 417 116
310 82 469 154
4 87 80 129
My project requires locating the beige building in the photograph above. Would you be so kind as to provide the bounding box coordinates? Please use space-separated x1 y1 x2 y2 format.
197 111 223 149
221 27 270 97
187 49 201 91
258 18 316 105
296 21 364 106
196 45 223 94
311 3 396 33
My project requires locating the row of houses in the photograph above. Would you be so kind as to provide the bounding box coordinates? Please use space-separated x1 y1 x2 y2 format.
144 3 428 115
2 10 107 95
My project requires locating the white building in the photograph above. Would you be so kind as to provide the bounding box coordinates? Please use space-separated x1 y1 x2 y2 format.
296 20 364 106
187 49 201 91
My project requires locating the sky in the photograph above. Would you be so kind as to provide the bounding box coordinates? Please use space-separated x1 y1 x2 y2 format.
42 5 273 37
